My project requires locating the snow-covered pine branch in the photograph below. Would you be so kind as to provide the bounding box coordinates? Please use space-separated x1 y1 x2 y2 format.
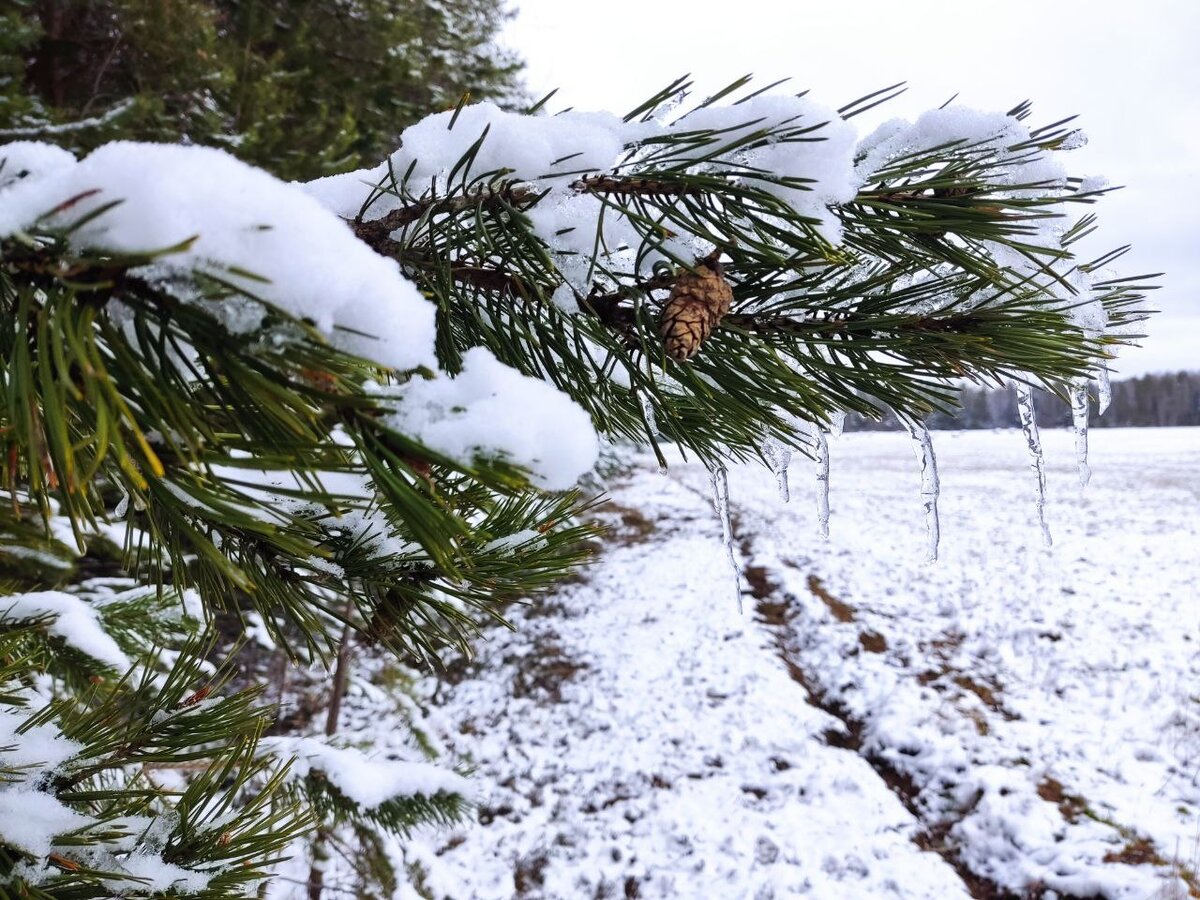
0 75 1153 898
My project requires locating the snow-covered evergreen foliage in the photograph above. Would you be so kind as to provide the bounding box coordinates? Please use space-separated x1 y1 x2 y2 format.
0 75 1151 896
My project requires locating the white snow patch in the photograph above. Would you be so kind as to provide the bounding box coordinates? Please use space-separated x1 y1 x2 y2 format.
262 737 470 808
378 347 599 490
0 788 92 857
0 141 437 372
2 590 129 669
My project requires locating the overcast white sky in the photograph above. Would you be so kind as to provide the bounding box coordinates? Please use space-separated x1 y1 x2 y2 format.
504 0 1199 376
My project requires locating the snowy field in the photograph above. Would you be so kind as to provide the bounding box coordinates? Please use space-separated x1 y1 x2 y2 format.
384 427 1198 899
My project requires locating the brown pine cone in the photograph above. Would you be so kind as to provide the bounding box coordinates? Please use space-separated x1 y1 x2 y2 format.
659 256 733 361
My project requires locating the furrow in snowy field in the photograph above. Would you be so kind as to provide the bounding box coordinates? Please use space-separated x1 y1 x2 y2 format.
392 472 972 899
722 428 1199 900
269 429 1198 900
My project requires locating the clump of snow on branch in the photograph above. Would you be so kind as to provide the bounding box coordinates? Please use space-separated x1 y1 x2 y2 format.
0 707 89 858
0 141 77 188
261 737 471 808
391 104 648 187
2 590 130 669
111 854 211 895
0 141 437 372
853 107 1061 186
0 141 602 492
854 107 1115 340
679 94 859 241
304 93 860 254
378 347 599 491
0 789 92 858
0 706 82 771
303 104 656 219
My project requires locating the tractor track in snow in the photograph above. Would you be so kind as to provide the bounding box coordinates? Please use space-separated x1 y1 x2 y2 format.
737 531 1035 900
393 436 1198 900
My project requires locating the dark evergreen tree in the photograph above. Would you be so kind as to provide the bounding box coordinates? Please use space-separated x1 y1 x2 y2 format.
0 0 524 179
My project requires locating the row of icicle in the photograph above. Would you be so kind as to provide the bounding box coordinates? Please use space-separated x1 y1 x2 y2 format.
708 377 1109 607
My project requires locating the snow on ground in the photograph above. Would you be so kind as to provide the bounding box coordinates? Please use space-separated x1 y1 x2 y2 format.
396 427 1198 899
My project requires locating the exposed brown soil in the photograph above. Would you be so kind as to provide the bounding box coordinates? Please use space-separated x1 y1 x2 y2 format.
750 565 1028 899
1103 837 1162 866
1036 778 1089 824
507 632 588 704
807 573 856 623
593 500 658 546
859 630 888 653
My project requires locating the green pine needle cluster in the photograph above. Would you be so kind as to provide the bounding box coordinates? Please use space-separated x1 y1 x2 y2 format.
354 78 1152 471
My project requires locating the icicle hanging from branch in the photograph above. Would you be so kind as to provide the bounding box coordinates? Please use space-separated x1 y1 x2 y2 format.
827 411 847 439
899 418 941 563
1014 384 1052 548
760 437 792 503
709 464 742 613
1096 364 1113 416
1070 381 1091 490
814 428 831 541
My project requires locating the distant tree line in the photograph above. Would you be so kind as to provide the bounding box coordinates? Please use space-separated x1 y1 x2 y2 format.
846 370 1200 430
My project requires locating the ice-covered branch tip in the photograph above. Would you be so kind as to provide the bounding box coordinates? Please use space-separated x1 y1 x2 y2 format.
0 140 600 492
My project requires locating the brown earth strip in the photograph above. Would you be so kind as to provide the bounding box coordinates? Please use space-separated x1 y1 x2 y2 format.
746 546 1197 900
741 553 1025 900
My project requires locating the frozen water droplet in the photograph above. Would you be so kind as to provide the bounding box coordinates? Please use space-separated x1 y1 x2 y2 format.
827 410 847 439
710 464 742 613
814 429 831 541
900 418 940 563
1096 364 1112 416
761 437 792 503
1014 384 1052 548
1070 382 1091 490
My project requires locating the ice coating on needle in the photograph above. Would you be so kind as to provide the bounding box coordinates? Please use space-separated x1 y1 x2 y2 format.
1096 364 1113 416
